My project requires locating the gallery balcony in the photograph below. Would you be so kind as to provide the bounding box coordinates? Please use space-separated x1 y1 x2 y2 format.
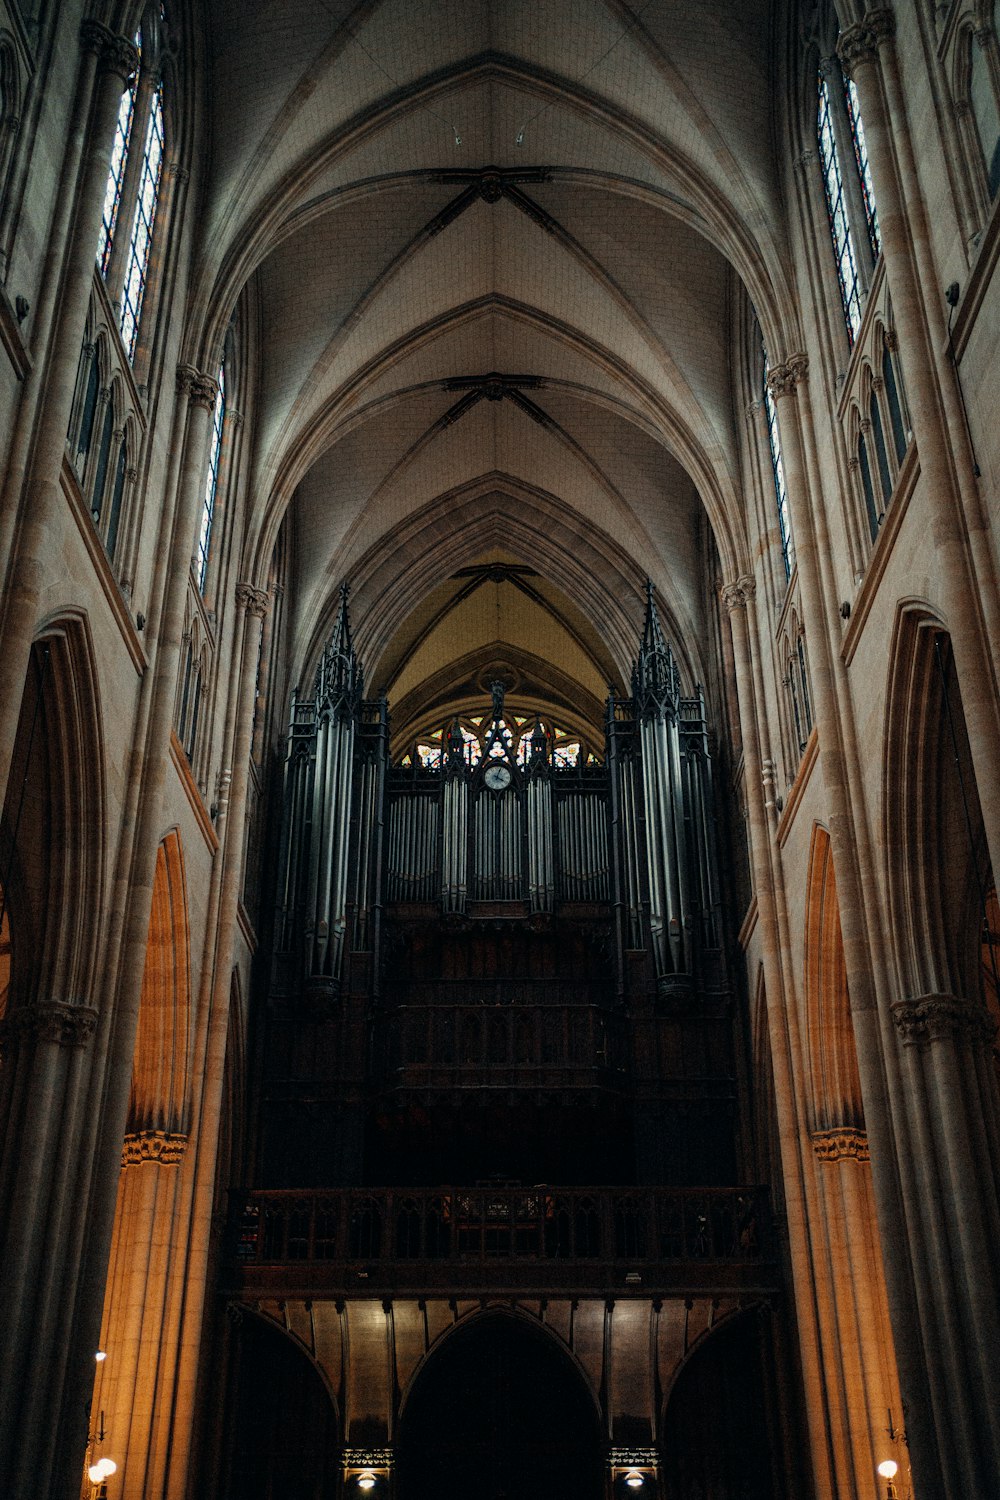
226 1184 778 1299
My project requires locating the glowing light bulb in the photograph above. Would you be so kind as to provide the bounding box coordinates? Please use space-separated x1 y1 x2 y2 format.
625 1472 644 1489
877 1460 898 1480
95 1350 107 1362
357 1475 376 1492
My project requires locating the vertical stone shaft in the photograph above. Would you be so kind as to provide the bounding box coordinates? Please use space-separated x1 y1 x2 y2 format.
840 14 1000 877
162 587 268 1500
723 582 837 1500
0 25 137 806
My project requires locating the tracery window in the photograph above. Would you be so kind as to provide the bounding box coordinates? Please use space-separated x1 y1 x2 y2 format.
95 16 169 365
119 85 164 360
403 714 595 770
97 33 140 276
818 73 864 340
849 326 910 542
197 364 225 590
762 351 794 580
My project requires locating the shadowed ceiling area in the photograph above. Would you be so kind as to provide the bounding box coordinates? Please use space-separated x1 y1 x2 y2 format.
197 0 784 705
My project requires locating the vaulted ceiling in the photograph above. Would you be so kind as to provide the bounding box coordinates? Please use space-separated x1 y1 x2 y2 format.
192 0 788 725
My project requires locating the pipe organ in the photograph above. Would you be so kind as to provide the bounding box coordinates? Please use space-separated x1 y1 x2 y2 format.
265 584 733 1189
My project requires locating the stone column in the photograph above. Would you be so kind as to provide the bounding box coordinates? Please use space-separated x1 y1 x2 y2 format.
838 10 1000 880
0 1001 99 1495
722 579 838 1500
889 994 1000 1493
159 584 269 1500
52 365 219 1500
91 1131 189 1496
0 23 138 806
810 1128 907 1495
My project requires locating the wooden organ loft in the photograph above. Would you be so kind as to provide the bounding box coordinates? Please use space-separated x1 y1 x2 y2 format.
225 585 781 1500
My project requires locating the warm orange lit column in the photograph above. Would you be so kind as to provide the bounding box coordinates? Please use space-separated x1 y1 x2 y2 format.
162 583 269 1500
722 578 838 1500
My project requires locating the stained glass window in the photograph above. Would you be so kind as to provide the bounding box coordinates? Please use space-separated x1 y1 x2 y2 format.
119 86 164 361
96 33 140 275
762 351 794 580
846 79 880 257
197 365 225 590
818 73 863 342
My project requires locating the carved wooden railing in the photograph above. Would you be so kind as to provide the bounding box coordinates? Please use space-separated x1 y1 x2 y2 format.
228 1185 775 1295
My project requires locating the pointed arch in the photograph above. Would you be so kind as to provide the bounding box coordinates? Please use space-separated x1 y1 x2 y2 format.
129 829 190 1135
803 823 864 1133
882 601 991 1001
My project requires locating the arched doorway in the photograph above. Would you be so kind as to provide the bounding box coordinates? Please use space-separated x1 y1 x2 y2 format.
397 1314 601 1500
661 1312 778 1500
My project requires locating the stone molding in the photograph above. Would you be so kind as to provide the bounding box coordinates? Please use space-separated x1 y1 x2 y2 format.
235 583 269 618
176 363 218 410
80 21 140 84
721 574 756 613
121 1130 188 1166
766 354 809 399
837 10 895 76
891 993 997 1047
0 1001 98 1052
812 1127 870 1162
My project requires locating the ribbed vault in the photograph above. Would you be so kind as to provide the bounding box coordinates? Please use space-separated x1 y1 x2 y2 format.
187 0 784 702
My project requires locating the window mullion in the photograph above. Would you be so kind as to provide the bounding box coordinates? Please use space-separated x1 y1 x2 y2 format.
824 57 875 289
104 66 155 312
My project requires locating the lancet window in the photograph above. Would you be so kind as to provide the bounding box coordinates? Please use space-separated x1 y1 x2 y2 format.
119 85 164 360
817 66 881 341
95 13 170 364
848 324 910 542
97 31 140 276
762 350 794 580
197 363 225 591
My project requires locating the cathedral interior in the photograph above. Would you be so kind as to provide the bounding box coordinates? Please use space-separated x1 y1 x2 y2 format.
0 2 999 1497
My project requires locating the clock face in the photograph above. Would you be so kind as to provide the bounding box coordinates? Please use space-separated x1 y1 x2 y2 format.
483 762 512 792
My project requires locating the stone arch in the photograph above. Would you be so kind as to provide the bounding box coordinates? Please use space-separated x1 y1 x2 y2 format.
883 601 990 1001
220 1306 342 1500
396 1307 602 1500
128 828 190 1138
660 1305 777 1499
803 823 864 1134
0 616 105 1013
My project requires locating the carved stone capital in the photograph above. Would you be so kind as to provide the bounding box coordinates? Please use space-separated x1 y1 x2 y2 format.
236 583 269 618
974 24 994 49
794 147 818 172
121 1129 188 1166
224 407 245 430
891 993 997 1047
837 10 895 76
176 364 218 410
813 1127 870 1162
744 397 763 422
81 22 139 84
0 1001 98 1053
766 354 809 399
721 574 756 613
166 161 190 184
